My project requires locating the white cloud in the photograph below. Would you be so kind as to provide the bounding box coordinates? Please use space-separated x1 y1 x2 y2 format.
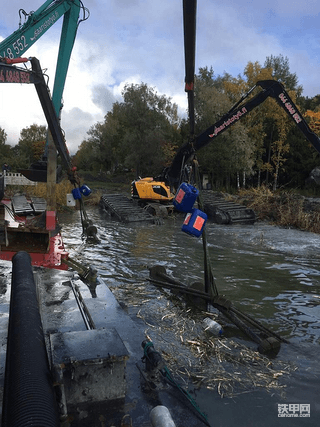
61 107 100 153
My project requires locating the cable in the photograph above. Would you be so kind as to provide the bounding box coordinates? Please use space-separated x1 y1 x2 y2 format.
142 341 211 427
192 158 219 297
1 202 25 223
160 365 210 426
77 0 90 28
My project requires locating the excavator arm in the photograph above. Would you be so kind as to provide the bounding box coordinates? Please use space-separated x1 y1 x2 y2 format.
30 57 72 170
0 0 84 117
196 80 320 153
164 1 320 188
166 80 320 187
0 58 72 172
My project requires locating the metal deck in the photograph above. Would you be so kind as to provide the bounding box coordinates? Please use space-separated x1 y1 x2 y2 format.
0 266 204 426
31 197 47 214
11 195 34 215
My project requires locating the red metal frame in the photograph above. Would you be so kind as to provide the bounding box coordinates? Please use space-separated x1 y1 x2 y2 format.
0 199 69 270
0 233 69 270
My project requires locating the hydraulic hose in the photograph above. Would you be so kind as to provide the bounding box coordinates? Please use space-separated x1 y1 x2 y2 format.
1 251 60 427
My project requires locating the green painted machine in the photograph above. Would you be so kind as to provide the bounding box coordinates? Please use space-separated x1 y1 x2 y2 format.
0 0 88 124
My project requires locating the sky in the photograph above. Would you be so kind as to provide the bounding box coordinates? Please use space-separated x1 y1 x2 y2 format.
1 0 320 155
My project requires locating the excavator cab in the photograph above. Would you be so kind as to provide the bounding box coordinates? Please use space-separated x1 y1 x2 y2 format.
131 177 174 204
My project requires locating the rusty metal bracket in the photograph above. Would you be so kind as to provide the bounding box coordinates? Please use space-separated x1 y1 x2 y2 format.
62 256 97 284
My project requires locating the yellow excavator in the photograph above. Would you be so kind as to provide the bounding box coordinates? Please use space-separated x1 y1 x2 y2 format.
134 80 320 210
132 0 320 219
131 77 320 208
131 177 173 204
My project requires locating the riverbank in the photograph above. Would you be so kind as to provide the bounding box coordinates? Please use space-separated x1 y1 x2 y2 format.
83 177 320 234
231 187 320 234
6 173 320 233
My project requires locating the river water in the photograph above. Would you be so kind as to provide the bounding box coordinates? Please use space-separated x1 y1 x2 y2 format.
59 206 319 427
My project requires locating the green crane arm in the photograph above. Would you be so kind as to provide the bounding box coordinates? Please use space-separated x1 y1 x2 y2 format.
0 0 83 116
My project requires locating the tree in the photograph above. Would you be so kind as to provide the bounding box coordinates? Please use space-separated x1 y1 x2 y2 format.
264 54 302 94
75 83 180 178
223 62 274 187
17 124 46 167
194 67 256 189
119 83 180 177
73 138 97 171
0 126 12 169
283 124 319 188
244 57 302 188
271 115 290 190
0 127 7 146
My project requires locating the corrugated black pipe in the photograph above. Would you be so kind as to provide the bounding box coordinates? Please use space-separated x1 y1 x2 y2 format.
2 251 60 426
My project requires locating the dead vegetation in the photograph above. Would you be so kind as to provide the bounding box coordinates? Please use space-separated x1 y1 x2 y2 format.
4 180 102 210
110 282 295 399
232 187 320 234
4 180 73 207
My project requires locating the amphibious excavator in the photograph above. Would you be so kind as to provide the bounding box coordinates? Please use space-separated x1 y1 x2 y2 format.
131 2 320 222
131 78 320 222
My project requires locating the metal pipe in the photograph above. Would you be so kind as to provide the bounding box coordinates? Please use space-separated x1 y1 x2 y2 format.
69 279 96 330
2 251 60 426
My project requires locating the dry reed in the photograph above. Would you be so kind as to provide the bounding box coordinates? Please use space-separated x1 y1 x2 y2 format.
4 180 101 210
234 187 320 234
110 282 294 398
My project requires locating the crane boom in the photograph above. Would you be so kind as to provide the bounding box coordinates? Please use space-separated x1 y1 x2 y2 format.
0 0 83 116
0 58 71 171
166 80 320 188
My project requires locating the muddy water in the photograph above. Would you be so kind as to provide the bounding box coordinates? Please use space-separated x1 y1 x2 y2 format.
59 207 319 427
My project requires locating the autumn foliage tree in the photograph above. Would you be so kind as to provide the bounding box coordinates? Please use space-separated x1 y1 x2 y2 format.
305 110 320 132
0 127 11 164
75 83 180 177
17 124 46 167
61 55 320 192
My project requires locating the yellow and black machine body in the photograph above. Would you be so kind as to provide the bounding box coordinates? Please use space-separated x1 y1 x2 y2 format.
131 178 174 204
133 78 320 208
132 0 320 225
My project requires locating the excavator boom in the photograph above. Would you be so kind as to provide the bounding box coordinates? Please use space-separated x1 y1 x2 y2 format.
134 1 320 214
166 80 320 187
0 58 71 171
0 0 85 118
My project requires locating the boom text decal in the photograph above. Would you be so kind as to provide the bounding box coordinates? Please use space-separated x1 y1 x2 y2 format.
0 11 59 59
1 35 28 59
31 12 60 41
278 93 302 124
0 67 31 83
209 107 247 138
